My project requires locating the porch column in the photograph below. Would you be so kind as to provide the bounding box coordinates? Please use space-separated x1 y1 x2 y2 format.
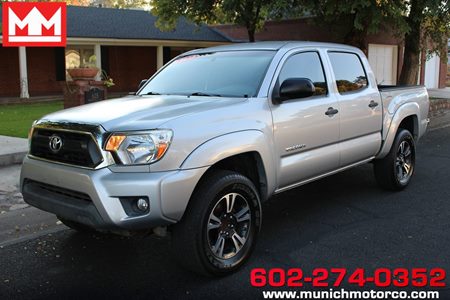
18 46 29 99
156 45 164 70
94 44 102 80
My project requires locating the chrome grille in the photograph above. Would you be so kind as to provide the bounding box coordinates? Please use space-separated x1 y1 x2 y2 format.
30 128 103 168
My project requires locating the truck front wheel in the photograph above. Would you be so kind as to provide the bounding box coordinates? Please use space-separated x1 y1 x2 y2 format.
172 170 262 276
374 129 416 191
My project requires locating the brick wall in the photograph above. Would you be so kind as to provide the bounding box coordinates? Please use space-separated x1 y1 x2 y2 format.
104 46 157 94
0 46 62 98
27 47 63 96
0 46 20 97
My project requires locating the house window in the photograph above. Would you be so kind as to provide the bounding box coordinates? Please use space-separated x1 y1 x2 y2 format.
65 46 96 69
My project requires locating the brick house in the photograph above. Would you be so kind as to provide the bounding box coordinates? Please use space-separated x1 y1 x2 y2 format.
1 7 447 101
0 6 230 99
214 18 448 89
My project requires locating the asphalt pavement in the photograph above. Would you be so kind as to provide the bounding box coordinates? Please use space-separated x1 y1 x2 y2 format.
0 127 450 299
0 165 62 246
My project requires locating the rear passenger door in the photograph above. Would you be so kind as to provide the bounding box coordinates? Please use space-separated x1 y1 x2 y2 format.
270 50 340 189
327 51 383 167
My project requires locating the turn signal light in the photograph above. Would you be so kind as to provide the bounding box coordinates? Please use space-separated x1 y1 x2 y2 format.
105 134 126 151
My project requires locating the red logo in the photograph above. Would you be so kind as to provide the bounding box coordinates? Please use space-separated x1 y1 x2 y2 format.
2 2 66 47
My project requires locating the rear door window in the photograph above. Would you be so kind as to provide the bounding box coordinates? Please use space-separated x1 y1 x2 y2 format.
328 52 368 93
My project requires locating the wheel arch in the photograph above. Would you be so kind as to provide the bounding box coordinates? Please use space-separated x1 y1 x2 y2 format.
376 102 420 159
398 115 419 139
180 130 276 202
199 151 269 202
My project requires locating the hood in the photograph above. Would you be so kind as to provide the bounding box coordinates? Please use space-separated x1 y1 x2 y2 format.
41 95 246 131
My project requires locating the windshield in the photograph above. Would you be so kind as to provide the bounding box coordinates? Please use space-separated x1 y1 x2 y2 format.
139 51 275 98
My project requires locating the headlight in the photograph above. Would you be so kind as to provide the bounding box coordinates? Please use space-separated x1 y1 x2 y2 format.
28 120 37 148
105 130 173 165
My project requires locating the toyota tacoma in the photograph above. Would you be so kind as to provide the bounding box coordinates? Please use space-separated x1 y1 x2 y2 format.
21 42 430 275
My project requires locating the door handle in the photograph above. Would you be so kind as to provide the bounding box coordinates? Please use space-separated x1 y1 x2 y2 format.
368 100 379 108
325 107 339 116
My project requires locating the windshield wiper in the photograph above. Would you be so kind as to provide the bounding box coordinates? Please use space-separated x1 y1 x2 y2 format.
188 92 222 97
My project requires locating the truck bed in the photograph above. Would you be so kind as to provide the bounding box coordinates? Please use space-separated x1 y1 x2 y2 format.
378 85 426 92
378 85 428 114
378 84 429 141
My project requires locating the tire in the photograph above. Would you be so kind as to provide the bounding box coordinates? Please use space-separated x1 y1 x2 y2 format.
171 170 262 276
374 129 416 191
58 217 95 233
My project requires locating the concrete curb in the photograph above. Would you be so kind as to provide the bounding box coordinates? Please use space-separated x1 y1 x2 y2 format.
0 136 28 167
0 152 27 167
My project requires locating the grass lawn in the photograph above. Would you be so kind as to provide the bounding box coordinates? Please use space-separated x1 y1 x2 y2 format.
0 101 63 138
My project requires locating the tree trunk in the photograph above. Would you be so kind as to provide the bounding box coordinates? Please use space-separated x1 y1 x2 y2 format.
398 0 423 85
344 28 368 53
247 28 256 42
398 33 421 85
245 0 260 43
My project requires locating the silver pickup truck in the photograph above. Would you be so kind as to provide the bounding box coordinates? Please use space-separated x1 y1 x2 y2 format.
21 42 429 275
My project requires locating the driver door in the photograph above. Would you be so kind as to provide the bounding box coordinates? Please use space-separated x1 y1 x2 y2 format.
270 51 340 189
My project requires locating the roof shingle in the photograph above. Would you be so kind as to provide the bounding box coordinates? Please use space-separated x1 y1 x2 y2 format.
0 6 230 42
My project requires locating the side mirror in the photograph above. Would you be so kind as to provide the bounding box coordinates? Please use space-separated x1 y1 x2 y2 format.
137 79 148 91
276 78 315 102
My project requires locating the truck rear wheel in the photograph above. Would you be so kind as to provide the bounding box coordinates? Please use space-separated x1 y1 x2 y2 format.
374 129 416 191
171 170 262 276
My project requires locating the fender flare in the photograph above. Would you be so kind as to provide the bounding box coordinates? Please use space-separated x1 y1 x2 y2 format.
180 130 277 197
376 102 419 159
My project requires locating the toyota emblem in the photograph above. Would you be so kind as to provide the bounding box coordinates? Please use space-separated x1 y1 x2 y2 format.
49 135 63 153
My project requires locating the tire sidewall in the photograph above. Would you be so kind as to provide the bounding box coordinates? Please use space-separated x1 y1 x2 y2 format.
199 175 261 275
392 130 416 188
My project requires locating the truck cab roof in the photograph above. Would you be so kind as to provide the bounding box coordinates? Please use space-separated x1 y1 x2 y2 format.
185 41 362 55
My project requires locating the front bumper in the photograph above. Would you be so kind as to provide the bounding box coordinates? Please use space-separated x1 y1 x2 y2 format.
20 156 207 230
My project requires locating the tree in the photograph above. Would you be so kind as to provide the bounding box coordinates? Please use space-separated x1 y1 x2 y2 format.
398 0 450 84
151 0 291 42
298 0 407 52
91 0 151 9
64 0 92 5
299 0 449 85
